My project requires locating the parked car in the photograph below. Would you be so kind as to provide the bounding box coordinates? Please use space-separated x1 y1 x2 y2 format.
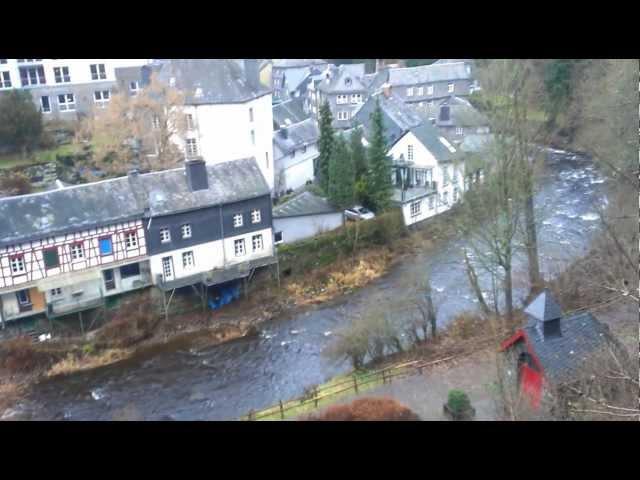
344 205 375 222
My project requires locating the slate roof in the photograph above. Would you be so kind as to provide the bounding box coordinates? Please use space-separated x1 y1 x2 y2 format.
387 62 471 86
272 98 308 128
352 93 423 147
272 118 319 155
406 122 457 161
524 289 563 322
272 191 337 218
523 311 614 384
459 134 494 153
155 59 271 105
410 96 488 128
130 158 270 217
0 177 142 248
0 158 269 247
318 64 368 93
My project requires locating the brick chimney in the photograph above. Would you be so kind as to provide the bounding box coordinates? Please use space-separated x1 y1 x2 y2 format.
185 157 209 192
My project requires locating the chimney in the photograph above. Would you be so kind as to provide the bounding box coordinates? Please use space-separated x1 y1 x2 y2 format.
382 82 392 98
185 158 209 192
244 59 260 90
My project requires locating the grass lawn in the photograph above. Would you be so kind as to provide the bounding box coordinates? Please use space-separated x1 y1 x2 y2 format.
0 143 81 170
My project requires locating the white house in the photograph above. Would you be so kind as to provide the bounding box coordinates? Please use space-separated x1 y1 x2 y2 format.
273 118 319 196
0 59 151 120
388 123 468 227
154 59 275 191
272 191 343 244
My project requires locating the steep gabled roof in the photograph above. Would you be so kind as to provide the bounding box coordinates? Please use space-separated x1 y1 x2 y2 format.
406 122 457 161
318 64 367 93
155 59 271 105
0 158 270 247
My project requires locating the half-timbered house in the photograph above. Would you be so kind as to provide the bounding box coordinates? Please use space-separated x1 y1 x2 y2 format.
0 177 150 326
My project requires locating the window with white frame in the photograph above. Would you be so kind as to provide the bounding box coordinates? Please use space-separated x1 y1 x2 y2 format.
337 111 349 121
125 231 138 249
160 228 171 243
336 94 348 104
408 144 414 162
274 231 283 244
182 251 195 269
456 127 464 135
94 90 110 108
19 66 46 86
181 224 192 239
71 243 84 260
250 130 255 146
90 63 106 80
251 209 261 224
249 107 254 122
233 214 243 228
252 234 263 252
0 71 11 89
406 87 414 96
186 114 194 130
410 201 421 217
50 288 62 297
10 255 25 275
427 85 434 96
185 138 198 157
417 87 424 96
152 115 160 129
350 93 362 104
40 96 51 113
448 83 455 93
58 93 75 111
129 81 140 96
234 239 246 256
54 66 71 83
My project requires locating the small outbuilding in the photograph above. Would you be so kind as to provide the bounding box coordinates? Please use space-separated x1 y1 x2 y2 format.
272 191 343 245
499 290 619 412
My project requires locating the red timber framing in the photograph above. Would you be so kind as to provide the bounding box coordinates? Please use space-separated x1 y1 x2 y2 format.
0 220 147 291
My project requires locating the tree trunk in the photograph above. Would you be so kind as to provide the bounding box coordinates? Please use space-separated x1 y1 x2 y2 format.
523 173 542 294
503 263 514 326
463 250 492 316
424 275 437 338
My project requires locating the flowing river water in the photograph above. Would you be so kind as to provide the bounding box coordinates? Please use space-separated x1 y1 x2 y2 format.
11 149 608 420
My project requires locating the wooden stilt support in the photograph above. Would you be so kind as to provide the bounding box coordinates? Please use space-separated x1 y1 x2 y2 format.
79 311 84 335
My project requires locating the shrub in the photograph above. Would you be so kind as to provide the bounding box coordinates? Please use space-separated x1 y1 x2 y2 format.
95 300 158 348
0 336 59 374
305 397 420 421
447 389 472 415
0 172 32 196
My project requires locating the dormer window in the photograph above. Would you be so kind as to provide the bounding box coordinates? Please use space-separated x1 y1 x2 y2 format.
160 228 171 243
344 77 352 86
233 214 244 228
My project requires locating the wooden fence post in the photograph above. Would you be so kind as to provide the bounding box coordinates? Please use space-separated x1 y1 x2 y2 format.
279 399 284 419
314 387 319 408
353 375 359 394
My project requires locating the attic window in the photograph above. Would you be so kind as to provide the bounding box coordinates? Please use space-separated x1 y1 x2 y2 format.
344 77 352 86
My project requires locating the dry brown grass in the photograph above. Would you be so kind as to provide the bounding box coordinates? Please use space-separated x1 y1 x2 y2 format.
285 249 394 306
46 347 131 378
95 300 160 348
304 397 420 421
0 336 61 375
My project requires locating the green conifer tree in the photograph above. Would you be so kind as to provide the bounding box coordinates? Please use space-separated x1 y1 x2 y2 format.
317 101 335 193
327 135 355 209
365 99 394 212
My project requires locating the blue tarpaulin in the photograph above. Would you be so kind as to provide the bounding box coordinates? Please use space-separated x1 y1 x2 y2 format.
208 281 241 311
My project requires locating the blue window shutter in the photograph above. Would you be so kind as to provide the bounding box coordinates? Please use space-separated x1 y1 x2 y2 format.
99 237 113 255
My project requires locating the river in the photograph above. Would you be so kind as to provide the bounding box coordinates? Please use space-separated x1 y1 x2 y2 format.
13 150 608 420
